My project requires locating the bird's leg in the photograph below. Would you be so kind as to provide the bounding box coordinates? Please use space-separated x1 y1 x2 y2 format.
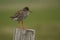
22 17 24 30
18 20 20 29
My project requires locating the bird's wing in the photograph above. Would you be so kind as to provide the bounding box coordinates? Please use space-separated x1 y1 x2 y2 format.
14 10 23 17
10 10 23 19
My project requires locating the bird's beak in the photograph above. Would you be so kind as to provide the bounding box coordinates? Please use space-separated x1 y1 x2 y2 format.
29 10 32 13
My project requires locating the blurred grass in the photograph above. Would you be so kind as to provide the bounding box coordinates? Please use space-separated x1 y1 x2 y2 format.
0 0 60 40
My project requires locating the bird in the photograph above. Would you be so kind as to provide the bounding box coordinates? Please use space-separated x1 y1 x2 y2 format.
10 7 32 29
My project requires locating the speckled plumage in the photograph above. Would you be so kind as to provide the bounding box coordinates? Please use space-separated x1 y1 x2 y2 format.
10 7 30 21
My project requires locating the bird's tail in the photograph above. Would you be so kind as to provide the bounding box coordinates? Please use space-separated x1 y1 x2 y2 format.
10 16 18 21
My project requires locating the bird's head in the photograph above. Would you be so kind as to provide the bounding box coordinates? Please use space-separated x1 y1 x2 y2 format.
23 7 32 13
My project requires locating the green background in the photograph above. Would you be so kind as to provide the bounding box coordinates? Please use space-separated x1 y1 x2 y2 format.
0 0 60 40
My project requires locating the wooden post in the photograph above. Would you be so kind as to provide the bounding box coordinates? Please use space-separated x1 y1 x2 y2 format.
13 28 35 40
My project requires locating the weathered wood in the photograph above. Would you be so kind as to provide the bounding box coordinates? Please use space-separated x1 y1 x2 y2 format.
13 28 35 40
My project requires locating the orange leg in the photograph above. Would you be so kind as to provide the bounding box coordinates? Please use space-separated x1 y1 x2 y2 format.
18 20 20 29
22 17 24 30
